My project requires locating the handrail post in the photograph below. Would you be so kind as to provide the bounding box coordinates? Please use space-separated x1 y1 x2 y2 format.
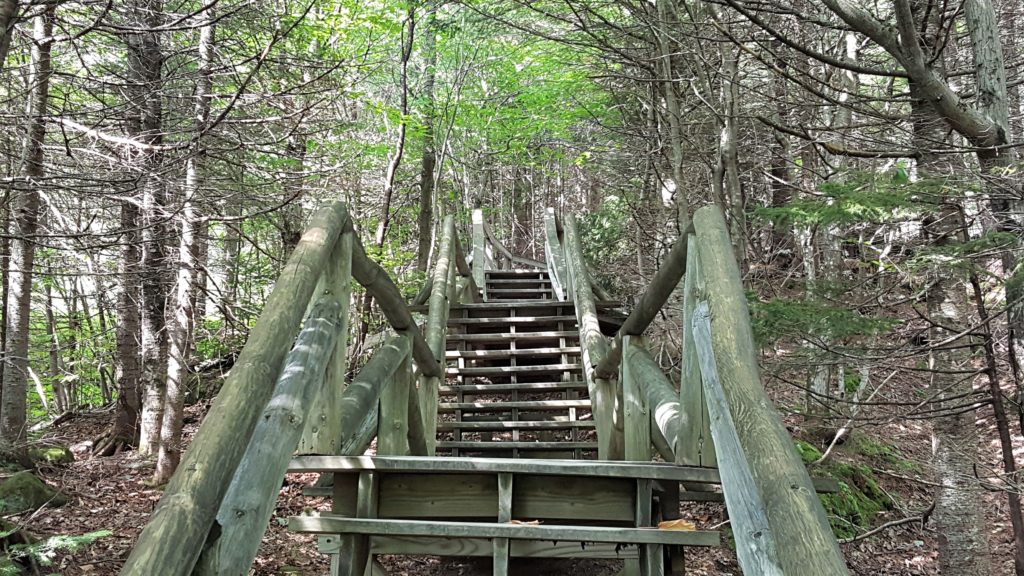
678 232 715 468
621 335 651 462
379 332 412 456
692 205 848 575
472 209 486 290
298 230 353 455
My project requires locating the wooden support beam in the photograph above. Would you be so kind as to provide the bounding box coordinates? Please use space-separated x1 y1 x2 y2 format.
692 205 848 576
563 216 623 460
472 209 486 289
594 226 692 380
122 202 350 576
621 336 651 463
299 231 354 456
338 336 411 449
195 296 344 574
378 336 412 456
623 340 680 463
350 233 441 378
494 473 513 576
678 232 715 468
338 472 379 576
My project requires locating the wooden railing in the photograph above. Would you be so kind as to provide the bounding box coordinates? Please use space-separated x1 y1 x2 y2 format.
122 203 477 576
550 204 849 575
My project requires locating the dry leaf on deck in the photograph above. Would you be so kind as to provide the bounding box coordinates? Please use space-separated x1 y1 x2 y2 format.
657 519 696 531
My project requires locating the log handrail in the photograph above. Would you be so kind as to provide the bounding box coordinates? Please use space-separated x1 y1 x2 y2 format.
124 202 465 576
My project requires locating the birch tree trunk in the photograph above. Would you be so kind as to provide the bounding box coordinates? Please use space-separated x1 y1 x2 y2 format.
154 1 214 484
0 4 52 465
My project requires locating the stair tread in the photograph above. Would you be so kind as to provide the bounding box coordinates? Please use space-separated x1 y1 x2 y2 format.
445 348 581 359
448 364 581 375
439 382 587 393
409 301 620 312
289 455 723 482
437 420 595 430
438 441 597 450
289 516 721 547
447 316 576 325
439 400 591 410
447 331 579 341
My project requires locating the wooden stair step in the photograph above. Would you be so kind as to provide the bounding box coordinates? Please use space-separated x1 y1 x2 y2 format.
437 420 595 431
486 288 554 294
445 347 581 359
486 278 553 285
439 381 587 393
437 441 598 450
485 270 550 278
410 301 620 312
289 455 722 482
448 363 581 376
447 331 579 343
438 400 591 411
289 516 720 547
447 316 576 326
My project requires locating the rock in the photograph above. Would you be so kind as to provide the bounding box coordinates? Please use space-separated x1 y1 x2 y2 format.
0 471 69 514
29 445 74 466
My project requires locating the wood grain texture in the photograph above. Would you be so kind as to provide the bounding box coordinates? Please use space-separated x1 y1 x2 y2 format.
693 205 848 575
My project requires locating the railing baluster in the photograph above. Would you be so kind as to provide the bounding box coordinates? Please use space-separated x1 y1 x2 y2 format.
679 231 715 468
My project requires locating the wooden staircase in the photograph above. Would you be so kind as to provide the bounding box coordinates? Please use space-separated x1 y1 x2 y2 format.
288 268 720 575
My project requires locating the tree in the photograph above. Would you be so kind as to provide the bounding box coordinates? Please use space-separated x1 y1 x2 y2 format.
0 1 52 465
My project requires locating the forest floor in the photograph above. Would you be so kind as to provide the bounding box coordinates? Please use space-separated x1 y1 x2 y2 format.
11 371 1020 575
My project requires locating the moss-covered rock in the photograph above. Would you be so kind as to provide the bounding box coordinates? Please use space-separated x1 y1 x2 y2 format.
29 446 74 466
0 471 68 514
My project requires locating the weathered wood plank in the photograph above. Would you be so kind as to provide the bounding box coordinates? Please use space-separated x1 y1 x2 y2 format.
472 209 486 289
678 232 715 468
298 231 353 456
378 338 411 457
124 202 351 576
288 456 721 483
436 420 595 431
622 336 652 463
338 472 379 576
367 537 640 559
439 381 587 393
289 516 720 546
377 474 497 518
438 400 591 411
437 441 597 450
693 204 849 576
445 347 582 359
514 475 633 522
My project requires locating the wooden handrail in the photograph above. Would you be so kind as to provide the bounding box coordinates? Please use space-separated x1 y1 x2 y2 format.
691 205 848 575
350 233 442 378
563 216 623 459
543 208 568 301
593 224 693 380
482 216 546 269
194 295 346 574
122 203 352 576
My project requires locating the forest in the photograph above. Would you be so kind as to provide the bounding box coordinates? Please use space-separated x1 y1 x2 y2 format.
0 0 1022 574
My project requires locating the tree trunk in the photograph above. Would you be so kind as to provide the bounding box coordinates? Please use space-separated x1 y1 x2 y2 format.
45 282 66 413
416 7 437 273
154 2 214 484
0 4 52 465
130 0 169 456
0 0 16 72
